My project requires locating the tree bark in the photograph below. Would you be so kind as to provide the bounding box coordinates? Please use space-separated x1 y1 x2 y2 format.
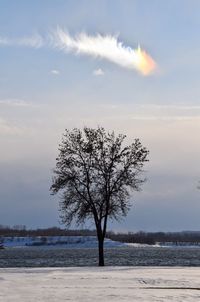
98 236 104 266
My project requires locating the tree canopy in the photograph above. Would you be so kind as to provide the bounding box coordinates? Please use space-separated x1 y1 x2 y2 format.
51 127 149 265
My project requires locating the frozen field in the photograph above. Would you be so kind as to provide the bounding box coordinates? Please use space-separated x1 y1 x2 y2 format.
0 267 200 301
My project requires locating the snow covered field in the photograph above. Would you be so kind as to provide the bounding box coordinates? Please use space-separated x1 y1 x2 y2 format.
0 267 200 301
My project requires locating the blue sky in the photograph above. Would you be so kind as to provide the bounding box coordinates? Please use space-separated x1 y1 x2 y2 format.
0 1 200 231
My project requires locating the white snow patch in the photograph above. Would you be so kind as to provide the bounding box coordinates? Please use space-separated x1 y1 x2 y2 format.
0 267 200 301
1 236 125 248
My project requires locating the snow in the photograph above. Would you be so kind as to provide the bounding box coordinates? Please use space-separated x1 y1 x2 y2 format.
0 267 200 301
3 236 198 249
158 242 200 248
1 236 125 248
126 242 160 248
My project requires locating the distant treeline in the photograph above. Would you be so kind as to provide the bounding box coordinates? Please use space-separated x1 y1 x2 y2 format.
1 225 200 245
107 231 200 245
0 225 96 237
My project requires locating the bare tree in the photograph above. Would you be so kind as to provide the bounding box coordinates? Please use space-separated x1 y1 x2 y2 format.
50 127 149 266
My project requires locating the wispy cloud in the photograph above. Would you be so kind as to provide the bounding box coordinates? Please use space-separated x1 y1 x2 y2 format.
50 69 60 75
17 34 44 48
93 68 104 76
130 115 200 121
137 103 200 119
52 28 156 75
0 118 24 135
97 103 200 122
0 99 37 107
0 37 9 45
0 33 44 48
0 29 156 75
139 104 200 110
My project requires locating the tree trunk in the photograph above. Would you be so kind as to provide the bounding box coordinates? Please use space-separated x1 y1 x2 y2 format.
98 236 104 266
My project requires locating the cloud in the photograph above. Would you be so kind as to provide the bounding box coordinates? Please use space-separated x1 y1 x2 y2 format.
0 29 156 75
52 28 156 75
137 103 200 120
140 104 200 110
50 69 60 75
130 115 200 121
96 103 200 122
0 33 44 48
17 34 44 48
0 118 24 135
0 37 9 45
93 68 104 76
0 99 35 107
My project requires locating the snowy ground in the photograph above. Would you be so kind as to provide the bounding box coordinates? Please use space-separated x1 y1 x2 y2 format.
0 267 200 301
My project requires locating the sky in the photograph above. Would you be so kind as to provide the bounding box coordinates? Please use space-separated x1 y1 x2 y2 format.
0 0 200 231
